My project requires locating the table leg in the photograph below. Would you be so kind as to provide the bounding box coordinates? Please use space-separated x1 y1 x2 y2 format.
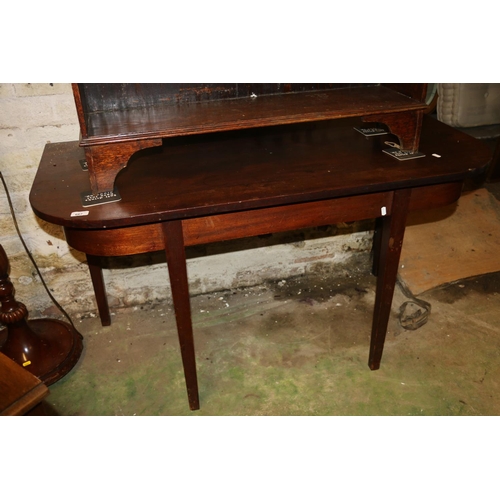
87 255 111 327
369 189 411 370
371 216 384 277
162 220 200 411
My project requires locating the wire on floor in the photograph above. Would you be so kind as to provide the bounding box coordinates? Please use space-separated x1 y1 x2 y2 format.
396 274 431 332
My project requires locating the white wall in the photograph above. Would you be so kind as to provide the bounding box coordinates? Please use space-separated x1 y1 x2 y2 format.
0 83 373 319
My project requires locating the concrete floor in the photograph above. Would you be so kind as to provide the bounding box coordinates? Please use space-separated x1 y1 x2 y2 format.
41 248 500 416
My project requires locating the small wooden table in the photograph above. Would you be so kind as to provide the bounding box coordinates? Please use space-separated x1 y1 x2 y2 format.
30 116 491 410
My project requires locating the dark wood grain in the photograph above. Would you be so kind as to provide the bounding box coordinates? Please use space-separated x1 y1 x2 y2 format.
0 245 83 386
31 117 491 229
162 220 199 411
76 83 363 116
72 83 88 138
0 352 49 416
364 109 423 152
30 109 491 410
79 86 425 144
62 182 463 260
383 83 428 102
84 138 163 193
73 84 429 194
369 189 411 369
487 136 500 181
87 255 111 326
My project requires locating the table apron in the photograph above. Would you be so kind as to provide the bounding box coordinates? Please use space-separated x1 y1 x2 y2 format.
63 182 462 257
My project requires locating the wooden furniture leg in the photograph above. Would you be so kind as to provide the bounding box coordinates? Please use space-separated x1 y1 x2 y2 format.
162 220 200 411
369 189 411 370
371 216 384 277
87 254 111 326
486 136 500 182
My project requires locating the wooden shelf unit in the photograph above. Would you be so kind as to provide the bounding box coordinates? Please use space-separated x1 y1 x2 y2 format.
72 83 428 194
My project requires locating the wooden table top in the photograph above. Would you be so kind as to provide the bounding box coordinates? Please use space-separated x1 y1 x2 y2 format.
30 116 491 230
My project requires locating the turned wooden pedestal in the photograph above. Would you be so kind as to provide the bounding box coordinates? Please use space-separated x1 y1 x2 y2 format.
0 245 83 386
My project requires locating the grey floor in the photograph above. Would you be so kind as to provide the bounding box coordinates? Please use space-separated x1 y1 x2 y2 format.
40 249 500 416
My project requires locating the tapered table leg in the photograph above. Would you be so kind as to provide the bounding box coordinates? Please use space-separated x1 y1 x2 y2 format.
371 216 384 277
87 254 111 326
369 189 411 370
162 220 200 410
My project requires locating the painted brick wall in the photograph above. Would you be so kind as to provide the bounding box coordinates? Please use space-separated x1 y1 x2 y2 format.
0 83 83 315
0 83 373 320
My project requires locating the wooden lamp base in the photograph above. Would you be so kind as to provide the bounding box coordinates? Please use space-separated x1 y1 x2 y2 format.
0 318 83 386
0 244 83 386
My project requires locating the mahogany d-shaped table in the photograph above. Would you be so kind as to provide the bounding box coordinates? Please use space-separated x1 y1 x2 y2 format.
30 116 491 410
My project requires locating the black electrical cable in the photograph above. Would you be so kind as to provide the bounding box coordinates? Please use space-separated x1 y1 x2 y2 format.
0 170 76 329
396 274 431 331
